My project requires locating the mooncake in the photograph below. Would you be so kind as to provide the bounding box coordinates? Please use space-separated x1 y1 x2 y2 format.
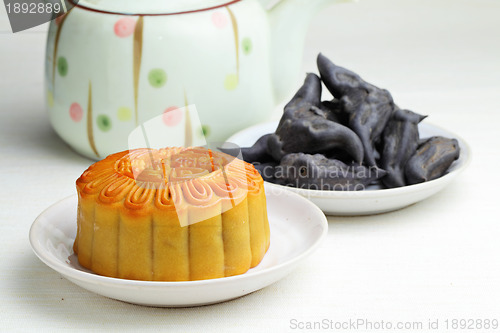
74 147 270 281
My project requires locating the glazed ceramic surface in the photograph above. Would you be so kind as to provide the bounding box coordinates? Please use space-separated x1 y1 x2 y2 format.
29 186 328 307
45 0 344 159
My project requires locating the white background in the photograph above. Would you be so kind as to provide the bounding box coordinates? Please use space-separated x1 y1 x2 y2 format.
1 0 499 332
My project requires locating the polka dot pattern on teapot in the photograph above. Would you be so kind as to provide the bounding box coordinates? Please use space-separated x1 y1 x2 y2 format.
47 4 262 159
114 17 136 38
69 103 83 122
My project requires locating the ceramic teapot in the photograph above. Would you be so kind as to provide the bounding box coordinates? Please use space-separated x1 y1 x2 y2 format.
45 0 347 160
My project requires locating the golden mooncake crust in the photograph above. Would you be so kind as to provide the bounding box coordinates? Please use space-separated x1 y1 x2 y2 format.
74 147 270 281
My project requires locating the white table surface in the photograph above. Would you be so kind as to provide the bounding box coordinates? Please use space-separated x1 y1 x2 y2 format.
1 0 500 332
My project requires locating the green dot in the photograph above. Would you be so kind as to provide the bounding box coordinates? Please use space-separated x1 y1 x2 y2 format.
97 115 112 132
148 69 167 88
242 37 252 55
57 56 68 77
200 125 210 138
224 74 238 91
117 107 132 121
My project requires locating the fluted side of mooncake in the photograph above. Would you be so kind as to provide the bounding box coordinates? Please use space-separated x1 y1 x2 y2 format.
73 147 270 281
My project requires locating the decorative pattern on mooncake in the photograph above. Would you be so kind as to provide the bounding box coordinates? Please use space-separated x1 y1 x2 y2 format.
74 147 270 281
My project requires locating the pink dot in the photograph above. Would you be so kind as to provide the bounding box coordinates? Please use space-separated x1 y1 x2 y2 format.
69 103 83 122
114 17 136 38
212 11 228 29
162 107 183 127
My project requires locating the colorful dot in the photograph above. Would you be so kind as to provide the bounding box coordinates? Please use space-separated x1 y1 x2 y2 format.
114 17 136 38
242 37 253 55
69 103 83 122
224 74 239 91
57 57 68 77
97 115 112 132
117 107 132 121
201 125 210 138
162 106 183 127
212 11 228 29
148 69 167 88
47 90 54 108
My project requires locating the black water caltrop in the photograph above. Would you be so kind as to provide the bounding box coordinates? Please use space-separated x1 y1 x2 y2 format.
252 161 278 183
380 108 427 188
405 136 460 185
317 53 395 167
237 53 461 191
284 72 322 111
239 133 275 164
267 73 364 163
274 153 386 191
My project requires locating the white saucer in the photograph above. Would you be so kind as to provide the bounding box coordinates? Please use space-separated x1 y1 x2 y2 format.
29 186 328 307
227 121 471 216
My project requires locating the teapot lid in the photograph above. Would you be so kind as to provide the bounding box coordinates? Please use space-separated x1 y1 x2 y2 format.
76 0 240 15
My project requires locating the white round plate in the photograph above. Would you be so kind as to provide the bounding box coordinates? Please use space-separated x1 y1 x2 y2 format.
29 186 328 307
227 121 471 216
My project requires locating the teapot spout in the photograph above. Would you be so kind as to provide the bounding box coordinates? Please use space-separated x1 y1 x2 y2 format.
267 0 351 104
